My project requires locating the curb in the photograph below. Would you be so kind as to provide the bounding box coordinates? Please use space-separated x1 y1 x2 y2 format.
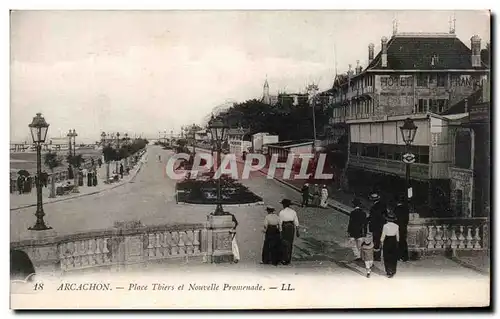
10 153 146 211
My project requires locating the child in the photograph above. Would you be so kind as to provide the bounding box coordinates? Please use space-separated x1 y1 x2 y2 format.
361 233 374 278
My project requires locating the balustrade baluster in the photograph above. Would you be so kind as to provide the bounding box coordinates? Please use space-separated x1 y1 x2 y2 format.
66 242 75 269
102 238 110 263
458 226 466 249
427 226 435 249
185 231 194 254
450 226 458 249
72 241 81 268
435 225 443 249
87 239 96 266
95 238 102 264
146 234 155 257
441 225 449 249
58 243 67 271
80 241 88 266
164 232 172 256
465 226 473 248
171 232 179 255
473 226 482 249
193 230 201 253
155 233 162 257
178 231 186 255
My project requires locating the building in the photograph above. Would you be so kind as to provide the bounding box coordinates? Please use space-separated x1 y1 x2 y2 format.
328 30 489 216
227 127 251 156
266 140 314 163
252 132 279 153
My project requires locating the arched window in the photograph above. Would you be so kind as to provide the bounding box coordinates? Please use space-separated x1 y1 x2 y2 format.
455 130 472 169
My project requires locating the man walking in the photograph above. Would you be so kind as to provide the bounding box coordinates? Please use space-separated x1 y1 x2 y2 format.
368 193 387 261
119 163 124 179
347 198 367 261
301 183 310 207
279 198 300 265
394 194 410 262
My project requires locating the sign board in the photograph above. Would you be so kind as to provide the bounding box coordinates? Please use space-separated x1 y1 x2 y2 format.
402 153 416 164
408 187 413 199
469 102 489 123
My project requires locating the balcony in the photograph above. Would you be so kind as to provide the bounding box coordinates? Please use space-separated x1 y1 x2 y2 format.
349 155 430 180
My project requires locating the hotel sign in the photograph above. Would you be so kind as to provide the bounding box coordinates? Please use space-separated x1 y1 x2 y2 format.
469 102 489 123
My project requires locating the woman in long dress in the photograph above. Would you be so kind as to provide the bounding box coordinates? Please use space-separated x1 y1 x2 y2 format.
261 206 281 266
320 185 329 208
381 211 400 278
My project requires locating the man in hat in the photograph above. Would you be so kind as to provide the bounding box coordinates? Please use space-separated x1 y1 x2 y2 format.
347 198 368 261
394 194 409 262
368 193 387 261
278 198 300 265
301 183 310 207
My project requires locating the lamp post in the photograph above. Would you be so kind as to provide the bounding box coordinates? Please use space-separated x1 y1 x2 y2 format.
67 129 73 158
101 131 106 147
70 129 79 193
400 117 418 216
28 113 52 231
116 132 121 174
208 117 229 215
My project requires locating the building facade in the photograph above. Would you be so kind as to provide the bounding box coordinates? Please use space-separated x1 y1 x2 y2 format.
328 31 489 217
227 128 251 156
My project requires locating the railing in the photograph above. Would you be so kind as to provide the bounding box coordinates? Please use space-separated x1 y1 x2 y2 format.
11 216 235 275
407 217 489 258
349 155 429 179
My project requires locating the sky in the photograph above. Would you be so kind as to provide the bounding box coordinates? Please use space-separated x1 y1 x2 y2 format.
10 10 490 143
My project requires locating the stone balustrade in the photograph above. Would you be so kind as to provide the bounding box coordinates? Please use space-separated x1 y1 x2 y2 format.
11 215 235 277
407 217 489 259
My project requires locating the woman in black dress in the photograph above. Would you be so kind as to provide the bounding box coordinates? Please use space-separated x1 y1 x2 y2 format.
261 206 281 266
381 211 400 278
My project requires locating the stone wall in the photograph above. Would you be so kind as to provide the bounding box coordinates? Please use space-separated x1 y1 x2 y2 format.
11 217 236 277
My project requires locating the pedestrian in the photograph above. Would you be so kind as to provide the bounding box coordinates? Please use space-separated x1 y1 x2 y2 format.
347 198 368 261
320 185 329 208
381 211 400 278
17 176 24 195
361 233 374 278
394 194 410 262
87 171 92 187
368 193 387 261
158 154 161 162
278 198 300 265
119 163 124 178
301 183 310 207
261 206 281 266
227 212 240 263
91 158 95 168
312 184 321 207
97 158 102 168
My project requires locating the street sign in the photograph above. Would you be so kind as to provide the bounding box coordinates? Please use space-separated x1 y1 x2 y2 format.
402 152 415 164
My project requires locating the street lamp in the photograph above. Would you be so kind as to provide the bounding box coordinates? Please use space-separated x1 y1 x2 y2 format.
101 131 106 146
208 117 229 215
400 117 418 211
28 113 52 231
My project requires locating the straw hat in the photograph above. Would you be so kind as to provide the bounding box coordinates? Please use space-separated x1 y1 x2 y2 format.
266 206 276 212
385 211 397 222
369 193 380 201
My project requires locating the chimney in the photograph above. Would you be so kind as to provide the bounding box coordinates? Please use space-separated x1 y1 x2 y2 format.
471 35 481 68
348 64 353 78
355 60 361 75
381 36 388 68
368 43 375 64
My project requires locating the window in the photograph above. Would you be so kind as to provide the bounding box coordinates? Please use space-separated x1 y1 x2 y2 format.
417 99 429 113
431 55 439 66
437 74 447 87
437 99 447 113
455 130 472 169
417 74 428 87
429 74 437 86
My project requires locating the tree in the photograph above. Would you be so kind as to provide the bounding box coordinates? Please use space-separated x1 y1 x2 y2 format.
67 154 84 191
102 145 116 181
44 151 63 198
